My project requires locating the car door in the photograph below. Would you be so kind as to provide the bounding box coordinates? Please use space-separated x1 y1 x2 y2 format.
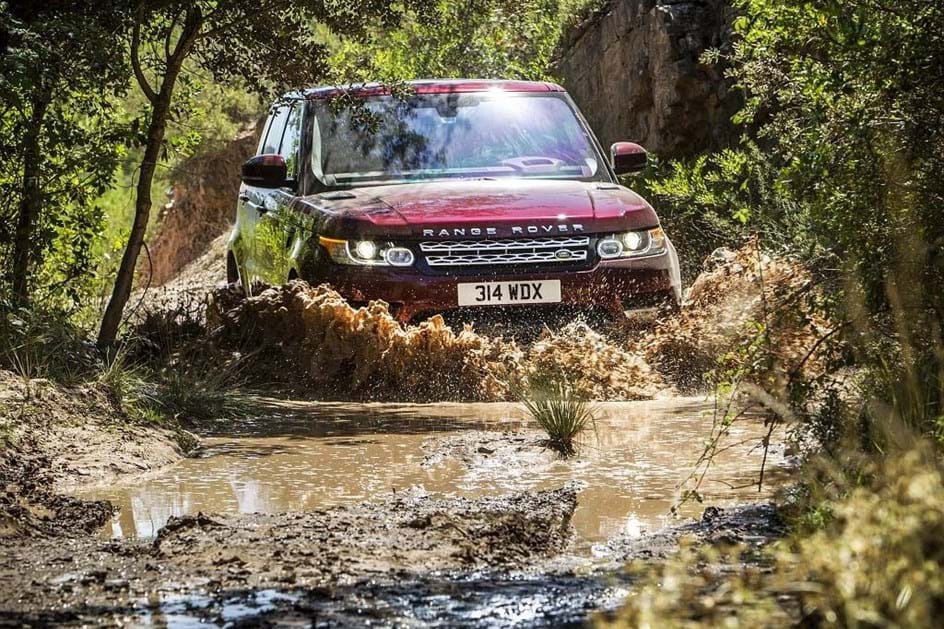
240 100 304 287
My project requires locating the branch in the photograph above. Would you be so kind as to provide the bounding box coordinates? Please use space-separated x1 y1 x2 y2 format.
172 6 204 59
131 3 158 105
164 10 181 61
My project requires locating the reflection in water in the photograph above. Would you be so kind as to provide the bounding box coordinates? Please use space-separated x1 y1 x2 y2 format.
76 397 788 544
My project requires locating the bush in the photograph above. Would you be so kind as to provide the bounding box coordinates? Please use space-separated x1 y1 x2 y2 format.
604 449 944 628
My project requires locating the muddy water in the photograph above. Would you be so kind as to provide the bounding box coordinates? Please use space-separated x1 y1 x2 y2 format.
77 396 788 545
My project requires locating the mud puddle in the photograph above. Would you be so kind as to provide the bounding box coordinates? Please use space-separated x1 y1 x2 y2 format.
77 397 789 546
6 397 793 627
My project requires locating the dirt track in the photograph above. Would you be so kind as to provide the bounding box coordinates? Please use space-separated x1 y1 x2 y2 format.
0 242 825 625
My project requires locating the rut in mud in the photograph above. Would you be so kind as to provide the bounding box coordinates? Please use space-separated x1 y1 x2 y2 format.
206 242 830 401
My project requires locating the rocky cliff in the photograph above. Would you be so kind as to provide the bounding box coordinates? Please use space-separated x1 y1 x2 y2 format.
556 0 737 157
147 122 262 286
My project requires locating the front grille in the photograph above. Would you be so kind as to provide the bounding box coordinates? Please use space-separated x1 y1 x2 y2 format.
419 236 590 267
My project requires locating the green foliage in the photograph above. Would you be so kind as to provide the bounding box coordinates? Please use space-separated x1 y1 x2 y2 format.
329 0 594 82
606 450 944 628
641 0 944 443
522 381 596 456
0 2 129 307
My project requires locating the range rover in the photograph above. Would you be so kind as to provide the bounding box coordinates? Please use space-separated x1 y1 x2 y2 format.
229 79 682 323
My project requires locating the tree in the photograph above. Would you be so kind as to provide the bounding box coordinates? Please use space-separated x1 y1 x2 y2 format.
0 1 127 307
329 0 569 83
96 0 428 347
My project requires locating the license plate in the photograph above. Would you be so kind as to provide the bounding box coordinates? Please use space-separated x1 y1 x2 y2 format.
457 280 562 306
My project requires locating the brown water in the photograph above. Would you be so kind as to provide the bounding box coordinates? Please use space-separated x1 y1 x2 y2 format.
77 396 789 544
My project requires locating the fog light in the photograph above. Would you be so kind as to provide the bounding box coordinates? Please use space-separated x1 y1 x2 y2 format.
597 239 623 259
385 247 415 267
354 240 378 260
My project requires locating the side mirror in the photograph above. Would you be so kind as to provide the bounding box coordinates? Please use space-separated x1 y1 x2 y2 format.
242 154 287 188
610 142 647 175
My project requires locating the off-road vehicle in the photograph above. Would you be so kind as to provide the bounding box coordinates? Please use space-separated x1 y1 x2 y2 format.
229 79 681 322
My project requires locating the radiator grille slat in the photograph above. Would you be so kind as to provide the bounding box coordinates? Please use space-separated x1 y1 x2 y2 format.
419 236 591 267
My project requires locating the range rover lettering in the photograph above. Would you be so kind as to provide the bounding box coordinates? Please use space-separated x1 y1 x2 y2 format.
228 79 682 323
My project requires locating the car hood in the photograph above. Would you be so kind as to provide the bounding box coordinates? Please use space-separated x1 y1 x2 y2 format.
299 178 660 239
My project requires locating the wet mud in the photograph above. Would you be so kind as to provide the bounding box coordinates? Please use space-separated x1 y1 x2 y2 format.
0 395 793 626
207 243 829 401
75 398 787 542
0 496 784 628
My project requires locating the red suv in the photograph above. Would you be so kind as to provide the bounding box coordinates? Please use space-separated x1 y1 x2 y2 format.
229 79 681 323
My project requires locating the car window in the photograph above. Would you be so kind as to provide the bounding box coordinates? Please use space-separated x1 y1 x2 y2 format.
260 104 291 155
279 104 304 181
255 115 273 154
309 93 602 186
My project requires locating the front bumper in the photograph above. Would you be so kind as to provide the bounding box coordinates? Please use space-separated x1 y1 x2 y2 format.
305 245 681 323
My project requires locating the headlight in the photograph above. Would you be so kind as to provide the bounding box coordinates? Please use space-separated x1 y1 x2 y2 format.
318 236 415 267
598 227 666 259
354 240 377 260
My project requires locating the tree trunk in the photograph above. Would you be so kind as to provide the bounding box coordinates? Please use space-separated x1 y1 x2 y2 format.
97 13 200 347
96 97 168 347
10 90 51 306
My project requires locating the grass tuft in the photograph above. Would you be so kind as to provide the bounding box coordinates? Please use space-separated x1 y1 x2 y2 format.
152 357 250 423
522 381 596 456
97 345 155 412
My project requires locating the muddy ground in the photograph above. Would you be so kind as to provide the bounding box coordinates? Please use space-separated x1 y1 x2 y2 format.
0 473 783 627
0 242 823 626
0 389 789 627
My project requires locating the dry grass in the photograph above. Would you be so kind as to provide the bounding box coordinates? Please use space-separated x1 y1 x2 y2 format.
602 448 944 628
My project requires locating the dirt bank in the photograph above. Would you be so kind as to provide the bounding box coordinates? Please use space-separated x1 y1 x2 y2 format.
0 371 194 537
147 122 261 286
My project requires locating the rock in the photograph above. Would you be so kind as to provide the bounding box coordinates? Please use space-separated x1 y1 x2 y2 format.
555 0 739 157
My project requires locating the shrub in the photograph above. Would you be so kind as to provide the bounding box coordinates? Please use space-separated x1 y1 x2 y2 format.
604 449 944 628
522 381 596 456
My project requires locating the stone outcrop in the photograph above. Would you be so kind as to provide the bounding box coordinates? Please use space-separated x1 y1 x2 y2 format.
555 0 738 157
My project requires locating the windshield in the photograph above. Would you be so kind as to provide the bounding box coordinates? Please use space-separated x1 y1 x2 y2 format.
308 93 604 187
